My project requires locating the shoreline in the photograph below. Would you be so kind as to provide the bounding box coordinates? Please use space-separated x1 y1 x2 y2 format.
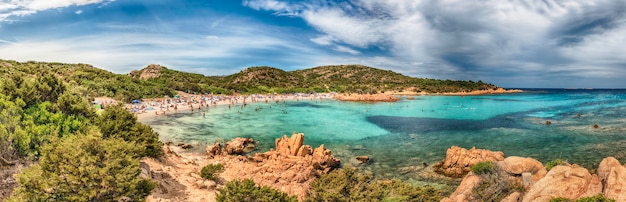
133 88 524 121
134 93 335 122
393 88 524 96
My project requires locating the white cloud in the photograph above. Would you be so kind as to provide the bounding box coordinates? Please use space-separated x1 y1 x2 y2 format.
242 0 296 16
243 0 626 87
310 35 334 46
0 19 329 75
333 45 360 55
0 0 114 22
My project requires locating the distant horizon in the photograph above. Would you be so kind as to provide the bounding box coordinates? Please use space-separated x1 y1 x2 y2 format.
5 58 626 89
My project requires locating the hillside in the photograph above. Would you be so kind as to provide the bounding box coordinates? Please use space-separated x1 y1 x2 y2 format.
131 64 498 95
1 59 499 102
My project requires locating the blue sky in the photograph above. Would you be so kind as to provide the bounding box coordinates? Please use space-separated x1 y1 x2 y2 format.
0 0 625 88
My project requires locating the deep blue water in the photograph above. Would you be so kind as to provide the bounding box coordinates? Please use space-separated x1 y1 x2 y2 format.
142 89 626 186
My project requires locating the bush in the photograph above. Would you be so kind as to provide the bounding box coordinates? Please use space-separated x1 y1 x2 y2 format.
550 194 616 202
8 133 155 201
546 159 568 171
216 179 297 202
471 161 495 175
576 194 616 202
201 163 224 180
472 163 524 202
95 104 163 158
307 168 445 202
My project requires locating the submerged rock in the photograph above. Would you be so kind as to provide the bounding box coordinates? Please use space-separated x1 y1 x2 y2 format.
355 156 370 163
433 146 505 178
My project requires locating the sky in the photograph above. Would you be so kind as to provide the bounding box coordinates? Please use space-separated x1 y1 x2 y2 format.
0 0 625 88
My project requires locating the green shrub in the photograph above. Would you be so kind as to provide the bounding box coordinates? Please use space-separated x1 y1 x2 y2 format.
306 168 445 202
216 179 297 202
471 161 495 175
201 163 224 180
472 163 524 202
550 197 572 202
550 194 616 202
546 159 568 171
95 104 163 158
8 133 154 201
575 194 615 202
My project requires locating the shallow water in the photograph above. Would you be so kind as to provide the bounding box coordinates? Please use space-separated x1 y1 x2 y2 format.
142 89 626 186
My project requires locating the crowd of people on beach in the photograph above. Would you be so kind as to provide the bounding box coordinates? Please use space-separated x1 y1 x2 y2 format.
124 93 336 117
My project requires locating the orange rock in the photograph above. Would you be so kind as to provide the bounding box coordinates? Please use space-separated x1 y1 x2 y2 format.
441 173 481 202
597 157 626 201
217 133 340 200
433 146 505 178
223 137 255 155
522 165 601 202
498 156 547 182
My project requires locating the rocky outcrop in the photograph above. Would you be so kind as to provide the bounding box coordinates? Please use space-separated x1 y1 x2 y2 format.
597 157 626 201
498 156 547 183
433 146 505 178
129 64 164 80
523 164 602 202
438 146 620 202
216 133 341 200
205 143 221 158
204 138 256 156
223 138 255 155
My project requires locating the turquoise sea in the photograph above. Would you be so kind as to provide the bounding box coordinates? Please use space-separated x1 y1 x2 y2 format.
142 89 626 186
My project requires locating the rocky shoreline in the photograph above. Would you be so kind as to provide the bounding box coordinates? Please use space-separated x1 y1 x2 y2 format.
333 88 523 102
141 134 626 202
142 133 341 201
435 146 626 202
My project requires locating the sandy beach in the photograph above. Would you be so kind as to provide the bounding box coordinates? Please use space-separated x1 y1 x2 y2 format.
133 92 336 121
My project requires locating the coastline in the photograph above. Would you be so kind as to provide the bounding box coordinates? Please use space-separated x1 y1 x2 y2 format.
393 88 523 96
134 93 335 122
133 88 524 121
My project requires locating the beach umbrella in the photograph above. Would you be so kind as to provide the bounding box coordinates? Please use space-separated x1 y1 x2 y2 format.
132 100 140 104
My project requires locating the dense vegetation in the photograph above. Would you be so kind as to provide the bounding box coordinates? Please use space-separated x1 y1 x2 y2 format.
216 179 298 202
307 168 446 202
1 60 500 103
141 64 499 94
0 69 161 200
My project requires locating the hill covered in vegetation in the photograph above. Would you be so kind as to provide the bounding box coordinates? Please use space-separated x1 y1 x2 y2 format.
2 60 499 102
131 64 499 95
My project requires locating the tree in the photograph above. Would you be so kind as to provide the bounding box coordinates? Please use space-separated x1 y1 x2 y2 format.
0 94 25 163
9 133 155 201
56 90 96 119
95 104 163 158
